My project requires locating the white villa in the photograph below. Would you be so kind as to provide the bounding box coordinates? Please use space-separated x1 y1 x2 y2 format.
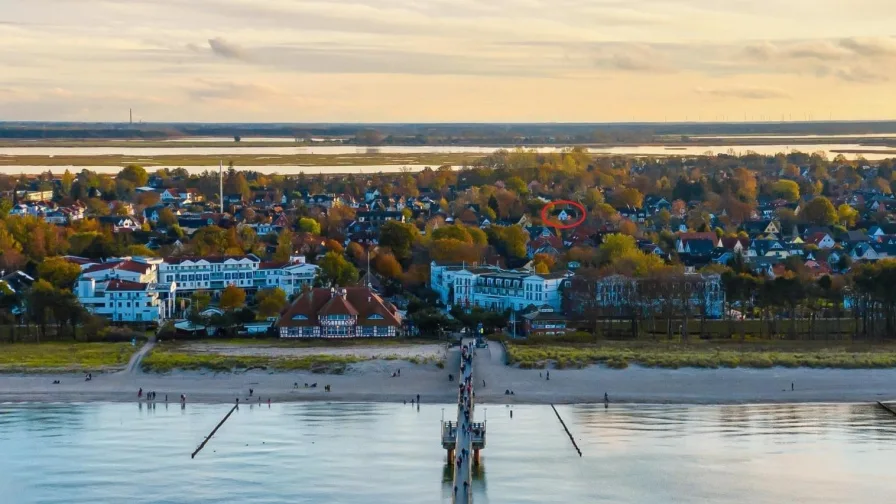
77 278 177 323
430 262 571 312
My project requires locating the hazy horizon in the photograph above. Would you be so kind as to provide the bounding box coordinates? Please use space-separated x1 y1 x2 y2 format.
2 0 895 123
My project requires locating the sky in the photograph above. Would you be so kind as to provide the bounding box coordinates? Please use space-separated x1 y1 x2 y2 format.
1 0 896 123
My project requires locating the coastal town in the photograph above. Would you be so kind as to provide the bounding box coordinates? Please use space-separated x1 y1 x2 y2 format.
2 148 896 348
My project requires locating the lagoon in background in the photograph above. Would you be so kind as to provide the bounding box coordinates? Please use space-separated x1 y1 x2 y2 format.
1 402 894 503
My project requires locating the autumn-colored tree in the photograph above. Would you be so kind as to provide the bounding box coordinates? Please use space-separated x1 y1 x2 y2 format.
219 285 247 311
273 228 294 262
771 180 800 202
117 165 149 187
158 207 178 227
612 188 644 208
256 287 288 319
319 251 359 286
619 219 638 236
532 253 555 272
0 228 25 271
429 238 483 263
374 252 403 279
37 256 82 290
378 221 419 262
801 196 837 226
299 217 321 235
837 204 858 228
347 241 366 266
325 239 344 255
485 225 528 260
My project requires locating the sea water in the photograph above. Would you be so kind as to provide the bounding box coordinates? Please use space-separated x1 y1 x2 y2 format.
0 402 894 503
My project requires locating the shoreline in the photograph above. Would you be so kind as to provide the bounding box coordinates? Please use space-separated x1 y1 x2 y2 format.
2 344 895 406
2 364 895 406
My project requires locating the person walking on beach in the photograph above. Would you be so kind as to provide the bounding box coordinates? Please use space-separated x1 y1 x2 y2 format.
791 382 794 391
138 388 143 399
546 371 550 380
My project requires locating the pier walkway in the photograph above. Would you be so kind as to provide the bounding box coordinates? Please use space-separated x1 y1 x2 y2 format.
441 341 485 504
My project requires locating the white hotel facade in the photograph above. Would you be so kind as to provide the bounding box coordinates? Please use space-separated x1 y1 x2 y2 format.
157 255 319 296
430 262 571 312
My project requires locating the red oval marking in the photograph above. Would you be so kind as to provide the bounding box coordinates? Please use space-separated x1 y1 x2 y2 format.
540 200 586 230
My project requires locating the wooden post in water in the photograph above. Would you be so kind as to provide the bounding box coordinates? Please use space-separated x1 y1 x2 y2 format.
192 404 238 459
551 404 582 457
877 401 896 417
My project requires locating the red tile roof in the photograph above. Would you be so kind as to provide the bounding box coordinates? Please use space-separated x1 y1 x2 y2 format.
277 287 401 328
83 260 152 275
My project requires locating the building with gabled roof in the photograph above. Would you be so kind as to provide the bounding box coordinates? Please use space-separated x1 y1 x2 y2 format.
277 287 402 338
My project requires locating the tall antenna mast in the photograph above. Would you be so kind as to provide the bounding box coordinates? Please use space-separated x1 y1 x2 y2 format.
366 249 371 288
219 160 224 212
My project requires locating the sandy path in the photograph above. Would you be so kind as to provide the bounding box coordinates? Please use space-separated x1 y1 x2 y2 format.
123 337 156 374
1 341 896 405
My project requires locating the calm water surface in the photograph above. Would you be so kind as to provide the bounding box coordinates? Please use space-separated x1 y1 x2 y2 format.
0 402 894 503
1 143 894 159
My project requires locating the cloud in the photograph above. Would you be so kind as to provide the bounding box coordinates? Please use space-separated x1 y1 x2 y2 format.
839 37 896 58
207 37 249 61
695 86 790 100
834 67 890 83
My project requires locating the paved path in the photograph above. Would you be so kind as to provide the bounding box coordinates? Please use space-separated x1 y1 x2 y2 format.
123 336 156 374
453 341 475 504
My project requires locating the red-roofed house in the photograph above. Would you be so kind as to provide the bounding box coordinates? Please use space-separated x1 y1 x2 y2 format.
277 287 402 338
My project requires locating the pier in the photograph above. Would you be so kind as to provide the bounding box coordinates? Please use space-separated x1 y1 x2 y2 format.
441 341 486 504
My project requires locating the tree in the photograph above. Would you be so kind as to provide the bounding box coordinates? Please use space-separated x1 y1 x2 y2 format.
319 251 359 286
612 188 644 208
837 203 859 227
127 245 156 257
191 291 212 311
273 228 294 262
619 219 638 236
378 221 419 262
37 257 82 290
486 225 528 260
347 241 366 266
432 224 473 243
299 217 321 235
771 180 800 202
374 252 403 279
219 285 247 311
801 196 837 226
0 228 25 271
158 207 178 227
117 165 149 187
256 287 288 319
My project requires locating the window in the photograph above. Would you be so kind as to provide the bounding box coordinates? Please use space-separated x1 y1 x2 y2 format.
369 314 384 320
292 314 309 320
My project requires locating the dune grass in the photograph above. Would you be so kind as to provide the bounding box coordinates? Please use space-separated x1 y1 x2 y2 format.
0 343 135 372
504 342 896 370
141 344 444 373
141 348 363 374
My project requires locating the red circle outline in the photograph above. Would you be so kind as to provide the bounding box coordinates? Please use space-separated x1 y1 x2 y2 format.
540 200 586 230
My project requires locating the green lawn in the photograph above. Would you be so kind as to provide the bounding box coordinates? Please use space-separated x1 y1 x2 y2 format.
504 341 896 370
0 343 135 371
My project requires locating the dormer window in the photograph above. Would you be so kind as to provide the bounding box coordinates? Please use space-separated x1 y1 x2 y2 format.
292 314 309 320
369 314 384 320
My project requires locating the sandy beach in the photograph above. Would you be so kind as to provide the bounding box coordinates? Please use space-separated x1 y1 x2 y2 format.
1 342 895 405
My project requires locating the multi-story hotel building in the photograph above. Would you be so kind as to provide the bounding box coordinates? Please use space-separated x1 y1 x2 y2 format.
430 262 571 312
